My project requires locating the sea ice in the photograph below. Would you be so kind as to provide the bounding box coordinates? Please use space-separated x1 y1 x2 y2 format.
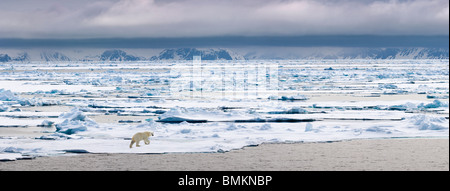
407 115 448 130
55 108 99 135
0 59 448 161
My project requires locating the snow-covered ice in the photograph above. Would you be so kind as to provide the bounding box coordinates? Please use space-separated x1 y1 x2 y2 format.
0 59 448 160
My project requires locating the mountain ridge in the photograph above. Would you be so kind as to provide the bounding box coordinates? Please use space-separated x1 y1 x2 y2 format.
0 47 448 62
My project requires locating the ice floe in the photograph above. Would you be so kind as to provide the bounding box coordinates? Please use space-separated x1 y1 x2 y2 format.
0 59 448 160
55 108 99 135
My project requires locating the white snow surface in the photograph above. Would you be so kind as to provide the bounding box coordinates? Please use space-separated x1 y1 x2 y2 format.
0 110 448 157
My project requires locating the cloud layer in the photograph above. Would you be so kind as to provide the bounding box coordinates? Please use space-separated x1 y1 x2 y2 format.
0 0 448 38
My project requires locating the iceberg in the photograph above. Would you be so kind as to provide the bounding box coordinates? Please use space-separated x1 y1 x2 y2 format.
157 107 257 123
419 100 447 109
407 115 448 131
378 84 398 89
0 88 60 106
280 95 308 101
0 89 20 101
0 104 8 112
55 108 98 135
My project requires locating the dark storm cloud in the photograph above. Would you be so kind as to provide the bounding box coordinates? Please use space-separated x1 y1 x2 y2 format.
1 36 448 48
0 0 448 38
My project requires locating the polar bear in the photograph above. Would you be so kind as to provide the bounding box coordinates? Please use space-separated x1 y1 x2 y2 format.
130 131 154 148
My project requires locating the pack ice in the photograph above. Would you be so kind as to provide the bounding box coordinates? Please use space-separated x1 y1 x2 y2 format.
0 59 448 161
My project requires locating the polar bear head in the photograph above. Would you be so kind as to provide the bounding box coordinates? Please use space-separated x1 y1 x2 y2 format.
145 131 154 137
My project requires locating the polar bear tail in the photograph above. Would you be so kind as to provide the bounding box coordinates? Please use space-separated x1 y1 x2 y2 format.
130 140 135 148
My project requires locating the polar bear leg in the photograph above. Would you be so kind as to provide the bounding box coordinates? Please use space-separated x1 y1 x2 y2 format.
136 140 141 147
130 140 135 148
145 139 150 145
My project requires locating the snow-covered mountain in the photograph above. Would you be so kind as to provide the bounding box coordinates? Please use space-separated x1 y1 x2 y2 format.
239 47 449 60
40 51 70 61
100 49 141 61
338 48 449 59
151 48 244 60
0 47 448 62
0 54 11 62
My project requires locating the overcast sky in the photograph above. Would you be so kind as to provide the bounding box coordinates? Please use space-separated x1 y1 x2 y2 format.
0 0 448 39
